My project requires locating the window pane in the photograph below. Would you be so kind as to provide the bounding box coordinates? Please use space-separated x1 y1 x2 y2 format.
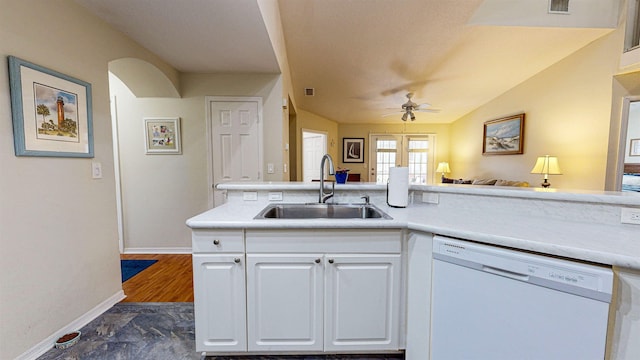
377 140 397 150
376 152 396 184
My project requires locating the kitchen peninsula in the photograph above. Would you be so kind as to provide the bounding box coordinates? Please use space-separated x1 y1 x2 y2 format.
186 182 640 360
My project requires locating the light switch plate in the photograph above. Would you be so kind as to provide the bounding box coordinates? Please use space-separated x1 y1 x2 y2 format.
268 192 283 201
91 162 102 179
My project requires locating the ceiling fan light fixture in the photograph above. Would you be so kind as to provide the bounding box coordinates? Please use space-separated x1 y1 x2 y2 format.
410 111 416 121
401 112 408 121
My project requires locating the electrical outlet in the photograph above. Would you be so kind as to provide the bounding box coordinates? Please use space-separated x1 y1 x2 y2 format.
621 208 640 225
242 191 258 201
422 192 439 204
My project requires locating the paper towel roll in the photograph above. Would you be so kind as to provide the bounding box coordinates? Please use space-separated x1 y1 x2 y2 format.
387 167 409 207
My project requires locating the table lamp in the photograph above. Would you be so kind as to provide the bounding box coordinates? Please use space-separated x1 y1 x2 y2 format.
530 155 561 188
435 162 451 182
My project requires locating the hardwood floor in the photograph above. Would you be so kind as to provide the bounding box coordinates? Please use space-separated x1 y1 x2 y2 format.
120 254 194 302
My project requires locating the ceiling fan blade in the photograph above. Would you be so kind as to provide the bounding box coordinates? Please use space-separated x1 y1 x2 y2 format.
382 111 403 117
416 102 432 108
415 108 441 113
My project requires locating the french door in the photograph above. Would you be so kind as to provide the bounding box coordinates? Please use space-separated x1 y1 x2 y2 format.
369 134 435 184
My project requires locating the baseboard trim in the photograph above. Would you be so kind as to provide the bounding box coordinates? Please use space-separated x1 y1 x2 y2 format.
123 247 192 254
17 290 125 360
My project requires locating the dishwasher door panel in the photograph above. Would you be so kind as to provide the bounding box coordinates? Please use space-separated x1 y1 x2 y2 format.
431 250 611 360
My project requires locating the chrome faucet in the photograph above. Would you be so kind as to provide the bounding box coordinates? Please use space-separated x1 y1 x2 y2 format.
319 154 335 203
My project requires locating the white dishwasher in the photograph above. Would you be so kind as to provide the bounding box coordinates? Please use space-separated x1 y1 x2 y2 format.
431 235 613 360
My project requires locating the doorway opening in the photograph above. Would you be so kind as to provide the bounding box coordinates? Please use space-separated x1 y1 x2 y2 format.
302 129 328 182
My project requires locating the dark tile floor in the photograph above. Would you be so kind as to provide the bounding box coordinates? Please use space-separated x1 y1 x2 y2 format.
38 303 405 360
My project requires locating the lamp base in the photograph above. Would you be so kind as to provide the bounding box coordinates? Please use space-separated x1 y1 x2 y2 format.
541 179 551 188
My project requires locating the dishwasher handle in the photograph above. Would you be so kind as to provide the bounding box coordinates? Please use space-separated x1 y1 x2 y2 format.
482 265 530 281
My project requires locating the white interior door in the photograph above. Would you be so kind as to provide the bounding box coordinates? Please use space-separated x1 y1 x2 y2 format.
302 130 327 182
208 97 262 207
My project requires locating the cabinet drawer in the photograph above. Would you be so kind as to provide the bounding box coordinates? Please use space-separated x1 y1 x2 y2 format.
192 229 244 253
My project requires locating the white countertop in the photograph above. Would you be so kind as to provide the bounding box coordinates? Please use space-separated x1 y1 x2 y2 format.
187 203 640 270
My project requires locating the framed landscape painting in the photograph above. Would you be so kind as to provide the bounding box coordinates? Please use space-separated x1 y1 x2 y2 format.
343 138 364 163
482 113 525 155
8 56 93 157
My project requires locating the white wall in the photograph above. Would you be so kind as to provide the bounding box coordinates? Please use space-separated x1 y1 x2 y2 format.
450 25 624 190
112 72 283 251
0 1 181 358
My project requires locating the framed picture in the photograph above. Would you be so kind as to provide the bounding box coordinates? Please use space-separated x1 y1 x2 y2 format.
630 138 640 156
8 56 93 157
482 113 525 155
144 117 182 154
343 138 364 163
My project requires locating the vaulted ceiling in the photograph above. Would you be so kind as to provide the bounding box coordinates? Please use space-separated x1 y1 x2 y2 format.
76 0 618 124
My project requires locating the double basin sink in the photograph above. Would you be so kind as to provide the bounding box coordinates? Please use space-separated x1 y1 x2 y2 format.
254 203 392 220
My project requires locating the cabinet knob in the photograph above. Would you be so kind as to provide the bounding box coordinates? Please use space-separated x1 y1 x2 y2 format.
328 259 334 264
234 258 241 263
315 258 321 264
213 239 220 245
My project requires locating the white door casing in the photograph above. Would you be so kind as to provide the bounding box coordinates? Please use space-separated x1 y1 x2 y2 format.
207 96 263 208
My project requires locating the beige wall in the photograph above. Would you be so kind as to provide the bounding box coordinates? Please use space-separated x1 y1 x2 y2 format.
0 1 179 358
338 123 451 182
112 72 283 251
450 27 624 190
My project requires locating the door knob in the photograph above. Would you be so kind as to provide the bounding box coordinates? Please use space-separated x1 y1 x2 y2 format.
234 258 241 263
328 259 334 264
213 239 220 245
315 258 321 264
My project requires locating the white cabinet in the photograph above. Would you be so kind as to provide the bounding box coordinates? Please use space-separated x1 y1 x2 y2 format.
245 229 403 353
246 254 324 352
192 228 404 355
192 230 246 352
325 254 401 351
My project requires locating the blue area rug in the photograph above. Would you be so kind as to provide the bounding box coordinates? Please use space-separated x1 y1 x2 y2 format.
121 259 157 283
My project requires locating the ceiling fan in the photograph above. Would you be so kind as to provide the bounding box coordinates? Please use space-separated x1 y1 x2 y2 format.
383 92 440 121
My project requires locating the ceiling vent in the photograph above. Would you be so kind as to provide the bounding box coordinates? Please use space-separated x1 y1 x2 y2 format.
304 88 315 96
549 0 569 14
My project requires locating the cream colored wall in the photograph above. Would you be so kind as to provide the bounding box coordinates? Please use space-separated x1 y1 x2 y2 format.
294 110 339 180
0 1 179 358
450 27 623 190
339 123 451 182
112 72 283 251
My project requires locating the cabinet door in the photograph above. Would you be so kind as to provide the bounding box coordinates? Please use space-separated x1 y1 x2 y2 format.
246 254 324 352
193 254 246 352
325 254 401 351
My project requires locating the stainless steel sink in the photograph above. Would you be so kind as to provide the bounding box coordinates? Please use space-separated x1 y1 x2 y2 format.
254 203 392 220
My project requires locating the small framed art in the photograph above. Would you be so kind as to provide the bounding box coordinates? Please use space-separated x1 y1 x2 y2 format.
630 138 640 156
343 138 364 163
144 117 182 154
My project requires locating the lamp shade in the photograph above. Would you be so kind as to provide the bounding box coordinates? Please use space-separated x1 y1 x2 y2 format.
530 155 562 175
436 162 451 173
